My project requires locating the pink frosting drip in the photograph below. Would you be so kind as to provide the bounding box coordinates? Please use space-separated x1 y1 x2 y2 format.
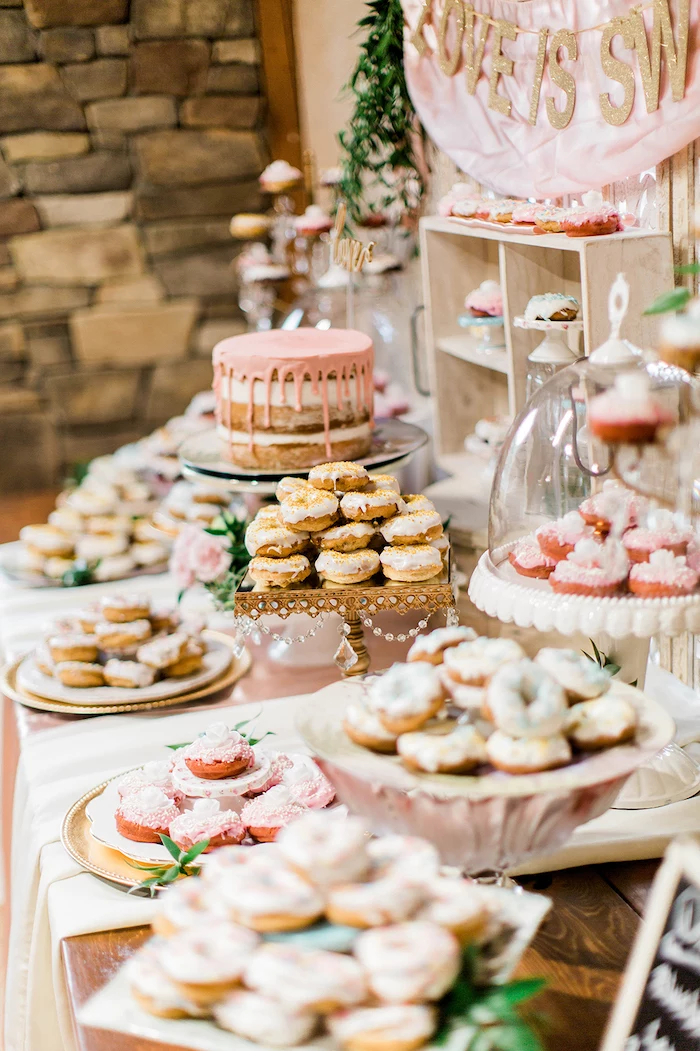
213 329 374 458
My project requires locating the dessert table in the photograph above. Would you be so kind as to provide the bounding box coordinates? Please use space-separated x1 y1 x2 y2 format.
0 490 663 1051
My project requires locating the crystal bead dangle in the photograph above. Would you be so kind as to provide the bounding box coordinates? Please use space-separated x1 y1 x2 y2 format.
334 636 359 671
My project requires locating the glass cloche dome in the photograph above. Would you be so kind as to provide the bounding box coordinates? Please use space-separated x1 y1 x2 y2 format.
488 276 697 565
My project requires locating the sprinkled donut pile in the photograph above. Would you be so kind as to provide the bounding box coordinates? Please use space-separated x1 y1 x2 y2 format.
112 723 337 849
244 461 449 589
35 593 208 690
509 480 700 599
344 626 638 776
125 809 518 1047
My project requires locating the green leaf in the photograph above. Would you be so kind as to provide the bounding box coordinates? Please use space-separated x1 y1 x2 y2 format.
490 979 546 1007
181 839 210 866
159 834 184 862
675 263 700 274
590 639 602 665
604 662 621 677
160 864 181 884
165 741 192 751
644 287 692 315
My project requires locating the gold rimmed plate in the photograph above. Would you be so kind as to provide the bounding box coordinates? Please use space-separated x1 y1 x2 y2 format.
0 632 251 716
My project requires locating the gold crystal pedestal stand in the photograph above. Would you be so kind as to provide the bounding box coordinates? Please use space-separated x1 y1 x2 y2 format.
234 568 456 677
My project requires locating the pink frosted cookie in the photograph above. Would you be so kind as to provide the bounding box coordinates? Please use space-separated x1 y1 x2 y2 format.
511 201 539 225
171 752 272 807
464 280 502 318
281 754 336 809
508 537 556 579
240 785 308 842
535 511 590 561
589 372 675 445
247 751 294 795
562 191 621 237
622 510 692 563
117 760 183 805
115 786 181 844
579 480 644 533
169 799 245 852
550 538 629 597
628 549 698 598
181 722 254 780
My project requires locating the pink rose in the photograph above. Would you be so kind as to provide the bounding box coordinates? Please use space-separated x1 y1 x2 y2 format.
170 525 199 590
188 529 230 583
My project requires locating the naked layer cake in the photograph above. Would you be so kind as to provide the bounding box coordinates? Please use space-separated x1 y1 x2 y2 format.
212 329 374 469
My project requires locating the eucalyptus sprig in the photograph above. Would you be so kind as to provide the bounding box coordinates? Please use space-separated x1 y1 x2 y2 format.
127 835 209 897
338 0 425 227
165 712 274 752
435 947 546 1051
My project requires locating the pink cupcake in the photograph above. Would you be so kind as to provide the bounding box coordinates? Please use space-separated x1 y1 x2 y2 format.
628 549 698 598
550 538 629 597
589 373 676 445
169 799 245 852
294 205 333 237
623 510 692 563
117 760 184 806
508 537 556 579
181 722 255 781
240 786 308 843
115 786 181 844
579 481 644 533
536 511 591 561
464 280 503 318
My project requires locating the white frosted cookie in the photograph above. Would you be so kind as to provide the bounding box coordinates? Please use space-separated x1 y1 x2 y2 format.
380 544 442 582
380 510 443 545
316 549 380 584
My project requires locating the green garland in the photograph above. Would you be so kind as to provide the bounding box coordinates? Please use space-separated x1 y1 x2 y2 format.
338 0 424 226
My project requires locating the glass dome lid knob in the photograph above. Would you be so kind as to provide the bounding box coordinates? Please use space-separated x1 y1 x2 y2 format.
588 273 643 366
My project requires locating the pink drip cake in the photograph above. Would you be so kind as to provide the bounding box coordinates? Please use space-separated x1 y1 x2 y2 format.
212 329 374 470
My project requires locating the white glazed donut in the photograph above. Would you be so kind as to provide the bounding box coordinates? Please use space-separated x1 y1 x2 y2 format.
315 521 376 552
127 944 209 1020
93 553 137 581
340 489 404 522
158 922 260 1004
401 495 436 513
215 989 318 1046
245 518 310 557
20 523 74 556
564 695 637 750
248 554 312 587
380 510 443 545
418 877 490 943
219 863 325 931
380 544 443 582
274 477 313 501
486 660 568 738
309 461 369 492
486 730 572 774
103 659 156 688
367 836 440 885
439 666 486 713
326 876 426 929
442 637 525 687
344 702 399 753
407 627 477 665
279 488 339 532
243 944 367 1012
397 724 487 774
316 548 380 584
277 811 370 886
330 1005 436 1051
364 474 401 494
75 532 129 561
535 648 612 701
152 876 222 938
369 662 445 735
354 922 460 1003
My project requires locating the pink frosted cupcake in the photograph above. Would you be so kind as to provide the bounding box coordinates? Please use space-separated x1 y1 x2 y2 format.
181 723 255 780
464 280 502 318
579 480 644 533
294 205 333 236
169 799 245 853
508 537 556 579
589 373 676 445
281 754 336 809
623 510 692 563
117 760 184 806
536 511 590 561
115 786 181 844
628 549 698 598
240 786 308 843
550 538 629 597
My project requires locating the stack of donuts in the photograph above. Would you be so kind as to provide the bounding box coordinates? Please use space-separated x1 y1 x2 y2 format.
440 186 625 238
152 479 235 538
113 723 336 847
35 593 207 689
125 810 505 1049
508 480 700 599
245 461 449 589
343 626 638 776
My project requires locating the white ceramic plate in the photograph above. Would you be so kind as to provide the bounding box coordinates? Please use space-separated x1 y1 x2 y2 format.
17 639 232 705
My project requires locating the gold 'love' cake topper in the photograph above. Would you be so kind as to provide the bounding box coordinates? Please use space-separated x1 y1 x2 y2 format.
332 202 375 273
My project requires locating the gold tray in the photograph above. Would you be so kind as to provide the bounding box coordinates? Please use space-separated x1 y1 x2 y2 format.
0 632 251 715
62 778 157 891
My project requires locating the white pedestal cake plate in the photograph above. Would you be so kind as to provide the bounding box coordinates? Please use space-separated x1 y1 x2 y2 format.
469 548 700 809
298 682 673 877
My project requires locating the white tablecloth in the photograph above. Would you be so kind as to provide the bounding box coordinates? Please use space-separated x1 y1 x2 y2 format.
4 687 354 1051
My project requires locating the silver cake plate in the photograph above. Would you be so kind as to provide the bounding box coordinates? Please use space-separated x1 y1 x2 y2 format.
178 419 429 495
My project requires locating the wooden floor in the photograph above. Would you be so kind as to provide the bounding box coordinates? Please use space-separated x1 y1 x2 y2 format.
0 488 663 1051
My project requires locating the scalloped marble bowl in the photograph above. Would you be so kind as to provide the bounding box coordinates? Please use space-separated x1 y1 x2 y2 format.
298 684 674 875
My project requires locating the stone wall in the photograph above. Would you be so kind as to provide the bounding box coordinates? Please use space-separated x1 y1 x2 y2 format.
0 0 266 490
